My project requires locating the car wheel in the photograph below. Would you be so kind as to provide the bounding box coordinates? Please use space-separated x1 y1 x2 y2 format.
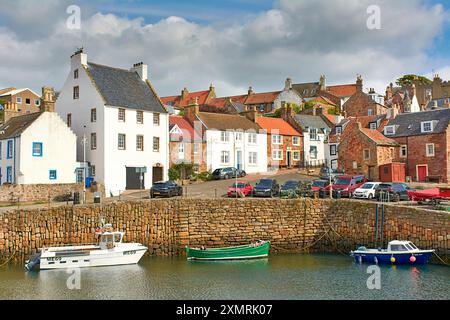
348 192 353 198
368 194 373 200
394 193 400 202
224 174 230 180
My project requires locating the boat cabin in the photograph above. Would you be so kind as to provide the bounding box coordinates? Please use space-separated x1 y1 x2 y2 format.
99 231 124 250
387 241 419 252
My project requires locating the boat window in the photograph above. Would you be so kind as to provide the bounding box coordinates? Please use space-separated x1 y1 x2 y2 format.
408 242 418 249
404 244 414 251
390 244 408 251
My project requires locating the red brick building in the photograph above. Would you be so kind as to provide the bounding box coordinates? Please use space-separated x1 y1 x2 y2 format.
256 117 303 169
0 88 41 123
383 108 450 183
161 85 216 112
338 121 399 181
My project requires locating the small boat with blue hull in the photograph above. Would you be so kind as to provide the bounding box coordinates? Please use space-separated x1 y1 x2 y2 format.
350 240 434 265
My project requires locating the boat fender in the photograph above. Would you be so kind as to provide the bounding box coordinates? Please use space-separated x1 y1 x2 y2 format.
410 256 416 263
374 256 378 265
390 256 396 264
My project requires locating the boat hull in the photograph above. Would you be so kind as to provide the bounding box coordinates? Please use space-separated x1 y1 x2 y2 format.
351 251 434 265
186 242 270 261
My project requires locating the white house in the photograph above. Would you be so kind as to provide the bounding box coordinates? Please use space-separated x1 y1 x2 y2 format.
325 118 350 170
184 105 268 174
0 88 77 185
56 49 169 196
293 114 330 166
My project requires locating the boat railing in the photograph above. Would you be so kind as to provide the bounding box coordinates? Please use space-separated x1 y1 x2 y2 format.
41 243 99 251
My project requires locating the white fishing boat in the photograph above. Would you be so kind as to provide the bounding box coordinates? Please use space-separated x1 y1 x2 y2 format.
25 224 148 271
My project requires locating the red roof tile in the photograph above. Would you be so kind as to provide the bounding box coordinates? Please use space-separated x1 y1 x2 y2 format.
169 115 200 141
360 128 398 146
245 91 280 104
256 117 302 136
161 90 212 108
326 84 357 98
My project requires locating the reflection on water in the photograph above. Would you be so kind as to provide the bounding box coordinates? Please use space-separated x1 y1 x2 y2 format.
0 254 449 300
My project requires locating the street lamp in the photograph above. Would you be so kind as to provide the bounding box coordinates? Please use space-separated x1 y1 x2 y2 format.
82 125 87 204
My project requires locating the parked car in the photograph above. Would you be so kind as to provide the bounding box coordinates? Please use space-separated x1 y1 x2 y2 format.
227 181 253 198
311 179 330 192
252 179 280 198
150 181 183 198
280 180 301 198
211 167 245 180
319 167 345 182
321 175 367 198
375 183 414 202
353 182 381 200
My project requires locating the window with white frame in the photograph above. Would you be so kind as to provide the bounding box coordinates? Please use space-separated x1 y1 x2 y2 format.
293 151 300 161
91 133 97 150
118 108 125 122
74 69 79 79
91 108 97 122
309 128 318 141
384 125 396 135
153 113 160 126
178 143 184 159
248 133 257 144
421 121 433 133
153 137 160 152
369 122 377 130
194 143 200 154
249 152 257 164
35 99 40 106
220 131 229 142
235 132 243 142
73 86 79 99
426 143 435 157
310 146 318 159
363 149 370 160
136 135 144 151
292 136 300 146
330 144 337 156
336 126 342 135
400 145 407 158
272 134 282 145
118 134 126 150
137 111 144 124
368 109 373 116
272 150 283 160
221 151 230 164
67 114 72 127
16 97 22 104
90 165 96 177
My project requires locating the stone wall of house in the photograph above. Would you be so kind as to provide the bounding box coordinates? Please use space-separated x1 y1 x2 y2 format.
0 199 448 263
0 183 85 202
344 91 387 118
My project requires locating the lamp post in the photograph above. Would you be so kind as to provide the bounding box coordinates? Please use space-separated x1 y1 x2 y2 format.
82 126 87 204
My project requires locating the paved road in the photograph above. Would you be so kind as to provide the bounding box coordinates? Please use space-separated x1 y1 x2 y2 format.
124 169 316 199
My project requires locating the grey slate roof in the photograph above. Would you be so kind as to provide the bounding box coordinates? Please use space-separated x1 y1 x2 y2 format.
230 101 246 113
0 112 42 140
86 62 166 113
385 109 450 137
294 114 330 132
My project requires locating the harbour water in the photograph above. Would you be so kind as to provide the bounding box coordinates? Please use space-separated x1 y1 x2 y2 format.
0 254 449 300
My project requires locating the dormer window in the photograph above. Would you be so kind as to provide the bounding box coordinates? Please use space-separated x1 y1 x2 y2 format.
336 126 342 135
369 122 377 130
421 121 434 133
384 125 396 135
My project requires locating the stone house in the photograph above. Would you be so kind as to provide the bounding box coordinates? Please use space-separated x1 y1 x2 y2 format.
343 76 388 117
0 87 77 185
56 49 169 196
338 121 399 181
169 115 206 171
383 108 450 183
183 104 268 174
0 88 41 122
255 117 303 169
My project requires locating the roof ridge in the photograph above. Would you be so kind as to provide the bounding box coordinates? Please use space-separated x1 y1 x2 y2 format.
87 61 135 74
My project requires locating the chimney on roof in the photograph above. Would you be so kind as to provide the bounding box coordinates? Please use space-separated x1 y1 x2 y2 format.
386 107 399 120
432 100 438 109
70 47 87 69
411 83 417 97
319 75 326 91
241 109 259 123
3 101 19 122
368 88 375 94
40 86 56 113
131 62 148 81
248 86 254 95
284 78 292 91
386 86 393 100
181 87 189 100
184 98 199 125
356 75 363 92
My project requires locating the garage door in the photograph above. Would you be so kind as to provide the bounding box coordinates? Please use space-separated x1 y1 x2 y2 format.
126 167 145 190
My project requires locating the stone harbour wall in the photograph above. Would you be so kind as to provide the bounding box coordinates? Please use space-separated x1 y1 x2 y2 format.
0 198 448 263
0 183 85 202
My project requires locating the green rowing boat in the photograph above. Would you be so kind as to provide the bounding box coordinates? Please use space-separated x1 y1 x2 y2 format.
185 241 270 261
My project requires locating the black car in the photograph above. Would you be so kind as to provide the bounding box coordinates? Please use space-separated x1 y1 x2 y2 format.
375 183 413 202
252 179 280 198
319 167 345 182
211 167 246 180
150 181 183 198
280 180 301 198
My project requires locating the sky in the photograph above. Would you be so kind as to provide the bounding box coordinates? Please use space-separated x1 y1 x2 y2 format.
0 0 449 97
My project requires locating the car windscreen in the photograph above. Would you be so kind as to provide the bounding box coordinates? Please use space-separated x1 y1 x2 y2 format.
312 181 326 187
212 169 221 174
360 183 374 190
378 184 392 189
282 181 298 188
153 182 169 187
232 183 246 188
257 180 272 187
334 178 351 185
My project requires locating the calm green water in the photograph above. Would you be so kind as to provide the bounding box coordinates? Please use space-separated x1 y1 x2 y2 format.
0 254 449 300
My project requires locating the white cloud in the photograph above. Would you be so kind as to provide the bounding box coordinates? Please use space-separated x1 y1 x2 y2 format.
0 0 448 97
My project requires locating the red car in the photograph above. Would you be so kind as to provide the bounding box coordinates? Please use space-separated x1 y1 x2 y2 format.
311 179 331 192
227 181 253 198
322 175 367 198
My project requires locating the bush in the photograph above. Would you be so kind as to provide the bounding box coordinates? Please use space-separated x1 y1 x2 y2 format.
168 167 180 181
198 171 212 182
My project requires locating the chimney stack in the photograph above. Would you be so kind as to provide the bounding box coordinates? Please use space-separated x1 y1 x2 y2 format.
241 109 259 123
3 101 19 122
284 78 292 91
181 87 189 100
70 47 87 69
386 86 393 100
41 86 55 112
131 62 148 81
319 75 326 91
184 98 199 125
356 75 363 92
386 107 399 120
248 86 254 95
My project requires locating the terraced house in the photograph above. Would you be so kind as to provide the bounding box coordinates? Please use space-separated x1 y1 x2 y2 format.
383 108 450 183
56 49 169 196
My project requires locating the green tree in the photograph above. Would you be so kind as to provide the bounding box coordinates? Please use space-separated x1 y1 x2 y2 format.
396 75 432 87
303 100 315 110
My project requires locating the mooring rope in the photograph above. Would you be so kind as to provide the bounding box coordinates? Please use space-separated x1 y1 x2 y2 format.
433 252 450 266
270 228 332 253
0 250 16 268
